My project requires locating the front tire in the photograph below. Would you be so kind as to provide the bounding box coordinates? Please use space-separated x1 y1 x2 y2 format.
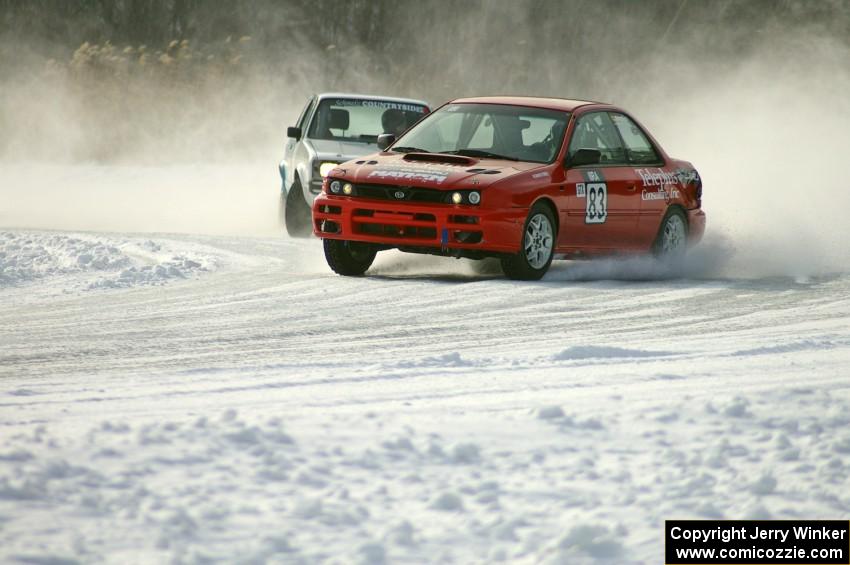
277 191 288 226
323 239 377 276
284 179 313 238
501 203 557 280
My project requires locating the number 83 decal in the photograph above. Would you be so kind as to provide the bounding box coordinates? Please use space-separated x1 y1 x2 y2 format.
582 182 607 224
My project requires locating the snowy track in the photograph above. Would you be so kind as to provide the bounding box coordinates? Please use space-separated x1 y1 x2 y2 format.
2 231 850 564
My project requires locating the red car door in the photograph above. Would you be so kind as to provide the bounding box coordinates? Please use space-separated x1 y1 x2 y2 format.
609 112 673 249
561 111 640 250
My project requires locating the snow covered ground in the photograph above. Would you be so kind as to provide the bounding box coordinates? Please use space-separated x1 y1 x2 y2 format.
2 169 850 563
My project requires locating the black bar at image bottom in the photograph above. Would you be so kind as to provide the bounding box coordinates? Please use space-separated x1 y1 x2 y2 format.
665 520 850 564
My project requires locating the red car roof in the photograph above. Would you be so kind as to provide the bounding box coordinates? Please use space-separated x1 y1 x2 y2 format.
449 96 605 112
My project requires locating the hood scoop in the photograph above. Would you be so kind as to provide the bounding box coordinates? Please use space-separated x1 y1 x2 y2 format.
403 152 474 166
466 168 501 174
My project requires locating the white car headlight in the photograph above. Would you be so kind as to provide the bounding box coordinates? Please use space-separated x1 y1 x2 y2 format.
468 191 481 204
319 162 338 178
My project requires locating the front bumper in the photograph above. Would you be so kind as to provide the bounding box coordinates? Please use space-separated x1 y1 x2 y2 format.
312 194 527 254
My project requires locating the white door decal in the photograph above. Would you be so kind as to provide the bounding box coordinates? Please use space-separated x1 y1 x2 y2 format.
585 182 607 224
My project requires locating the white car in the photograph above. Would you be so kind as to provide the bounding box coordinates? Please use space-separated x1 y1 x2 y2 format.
278 92 430 236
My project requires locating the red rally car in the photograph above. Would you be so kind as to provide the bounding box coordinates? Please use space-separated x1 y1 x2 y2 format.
312 96 705 280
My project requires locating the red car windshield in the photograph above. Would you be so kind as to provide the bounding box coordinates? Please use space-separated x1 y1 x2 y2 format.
392 103 570 163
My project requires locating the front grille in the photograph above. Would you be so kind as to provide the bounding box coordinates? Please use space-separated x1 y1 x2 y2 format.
350 207 439 241
353 183 446 204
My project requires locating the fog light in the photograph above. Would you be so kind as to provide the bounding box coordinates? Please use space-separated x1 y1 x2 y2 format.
319 162 337 178
451 192 463 204
342 183 353 195
468 191 480 204
330 180 342 194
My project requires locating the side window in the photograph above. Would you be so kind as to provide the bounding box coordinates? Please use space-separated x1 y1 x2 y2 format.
296 98 315 131
568 112 627 165
610 113 661 165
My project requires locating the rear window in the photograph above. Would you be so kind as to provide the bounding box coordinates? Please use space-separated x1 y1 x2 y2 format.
308 98 428 143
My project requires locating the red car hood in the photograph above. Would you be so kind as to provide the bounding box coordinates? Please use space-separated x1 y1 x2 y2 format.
336 152 544 190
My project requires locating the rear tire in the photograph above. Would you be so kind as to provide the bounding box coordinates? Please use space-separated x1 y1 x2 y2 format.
323 239 377 276
284 179 313 238
501 203 557 280
653 208 688 266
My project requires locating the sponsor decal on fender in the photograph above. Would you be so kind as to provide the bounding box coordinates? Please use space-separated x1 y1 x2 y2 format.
641 187 680 201
636 167 682 202
636 167 679 187
675 168 700 185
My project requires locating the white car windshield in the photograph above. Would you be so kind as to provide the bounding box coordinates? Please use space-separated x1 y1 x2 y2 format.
391 103 570 163
308 98 428 143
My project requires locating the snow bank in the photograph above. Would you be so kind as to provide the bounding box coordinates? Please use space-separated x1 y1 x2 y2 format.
0 231 215 291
